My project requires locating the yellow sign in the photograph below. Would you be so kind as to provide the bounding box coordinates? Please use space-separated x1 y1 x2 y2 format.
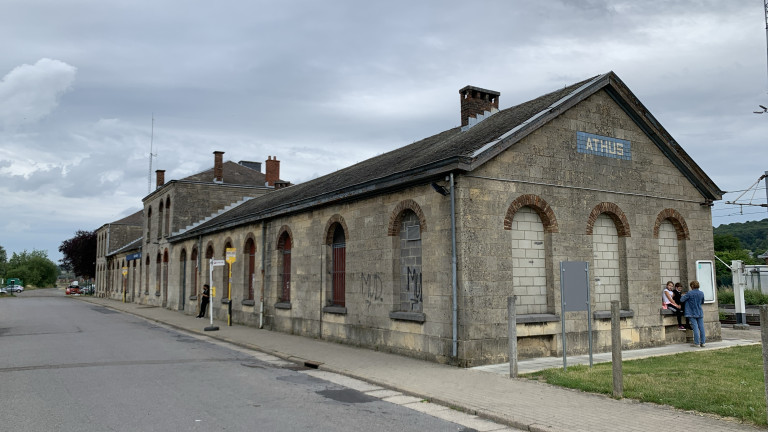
226 248 237 264
211 286 216 297
122 267 128 277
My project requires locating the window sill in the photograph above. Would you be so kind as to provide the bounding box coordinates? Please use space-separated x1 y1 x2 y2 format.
222 299 230 304
516 314 559 324
189 295 198 301
593 309 634 320
389 311 426 323
242 299 255 306
323 306 347 315
155 292 161 297
275 302 292 310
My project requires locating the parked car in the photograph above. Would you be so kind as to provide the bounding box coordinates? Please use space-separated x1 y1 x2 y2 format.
66 285 81 295
80 285 94 295
6 284 24 293
0 287 7 295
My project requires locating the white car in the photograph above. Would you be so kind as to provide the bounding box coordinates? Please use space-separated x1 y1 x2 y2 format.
6 285 24 293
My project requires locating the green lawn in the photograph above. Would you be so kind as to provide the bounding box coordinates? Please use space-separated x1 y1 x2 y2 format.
525 345 767 425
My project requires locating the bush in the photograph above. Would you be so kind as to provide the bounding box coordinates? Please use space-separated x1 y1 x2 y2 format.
718 288 734 305
717 287 768 306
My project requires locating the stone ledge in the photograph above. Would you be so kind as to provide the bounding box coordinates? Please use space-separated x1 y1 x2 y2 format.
593 309 634 320
241 299 255 306
189 295 198 301
222 299 230 304
516 313 559 324
275 302 292 310
323 306 347 315
389 311 426 323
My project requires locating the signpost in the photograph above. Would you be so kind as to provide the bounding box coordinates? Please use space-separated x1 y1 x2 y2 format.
122 267 128 303
225 248 236 326
205 258 226 332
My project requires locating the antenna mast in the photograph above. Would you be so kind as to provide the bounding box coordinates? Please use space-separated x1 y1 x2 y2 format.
147 115 157 194
764 0 768 91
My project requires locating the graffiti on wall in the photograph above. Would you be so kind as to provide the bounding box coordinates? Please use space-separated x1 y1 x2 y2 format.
361 272 384 310
406 267 422 311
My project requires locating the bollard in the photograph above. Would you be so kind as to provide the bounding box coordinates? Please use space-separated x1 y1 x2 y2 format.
611 300 623 398
761 305 768 424
508 295 518 378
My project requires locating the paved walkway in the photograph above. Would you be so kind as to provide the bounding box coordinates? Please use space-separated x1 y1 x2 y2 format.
77 295 764 431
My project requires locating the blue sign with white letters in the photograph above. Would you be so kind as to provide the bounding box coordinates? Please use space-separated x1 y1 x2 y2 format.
577 131 631 161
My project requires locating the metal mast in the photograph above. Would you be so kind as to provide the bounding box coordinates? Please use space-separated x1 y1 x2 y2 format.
147 115 156 194
764 0 768 90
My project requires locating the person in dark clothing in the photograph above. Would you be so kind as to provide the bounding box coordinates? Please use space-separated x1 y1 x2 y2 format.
197 284 210 318
672 282 690 329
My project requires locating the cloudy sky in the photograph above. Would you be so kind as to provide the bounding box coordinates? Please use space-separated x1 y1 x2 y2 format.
1 0 767 264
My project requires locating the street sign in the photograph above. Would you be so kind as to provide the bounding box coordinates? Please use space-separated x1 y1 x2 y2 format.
226 248 237 264
211 259 225 266
122 267 128 277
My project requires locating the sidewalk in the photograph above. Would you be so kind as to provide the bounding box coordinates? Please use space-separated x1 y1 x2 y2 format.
79 296 764 432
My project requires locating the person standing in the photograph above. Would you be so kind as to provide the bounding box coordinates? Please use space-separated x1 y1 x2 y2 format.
197 284 210 318
681 280 705 347
672 282 690 330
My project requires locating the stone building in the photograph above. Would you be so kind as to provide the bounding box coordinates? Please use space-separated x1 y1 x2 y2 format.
96 71 722 366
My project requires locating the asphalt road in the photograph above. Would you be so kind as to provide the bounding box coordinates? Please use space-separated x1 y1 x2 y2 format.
0 289 476 432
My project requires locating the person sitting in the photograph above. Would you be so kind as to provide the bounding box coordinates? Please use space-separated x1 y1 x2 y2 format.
662 281 685 330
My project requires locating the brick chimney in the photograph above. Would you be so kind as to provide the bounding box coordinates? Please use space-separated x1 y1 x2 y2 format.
155 170 165 189
459 86 500 127
213 151 224 183
265 156 280 186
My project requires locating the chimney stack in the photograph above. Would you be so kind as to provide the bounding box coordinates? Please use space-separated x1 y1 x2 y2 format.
265 156 280 186
459 86 500 127
155 170 165 189
213 151 224 183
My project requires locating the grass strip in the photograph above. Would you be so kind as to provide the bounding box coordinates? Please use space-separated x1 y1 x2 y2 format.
525 345 766 425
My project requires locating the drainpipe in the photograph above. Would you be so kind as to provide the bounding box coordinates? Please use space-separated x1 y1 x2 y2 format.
450 173 458 358
260 222 266 329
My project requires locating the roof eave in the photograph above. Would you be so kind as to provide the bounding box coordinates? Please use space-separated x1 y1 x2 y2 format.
169 157 468 242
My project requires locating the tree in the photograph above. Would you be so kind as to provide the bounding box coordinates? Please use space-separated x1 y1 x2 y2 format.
59 230 97 279
713 234 742 252
6 250 59 287
714 249 758 288
0 244 7 279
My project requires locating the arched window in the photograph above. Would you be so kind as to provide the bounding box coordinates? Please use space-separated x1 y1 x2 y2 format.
330 224 346 307
191 248 199 297
222 241 232 299
244 238 256 301
509 206 547 315
158 202 164 240
398 210 422 312
146 207 152 243
179 249 187 310
278 232 292 302
162 249 169 307
155 253 162 296
164 197 171 238
144 256 151 294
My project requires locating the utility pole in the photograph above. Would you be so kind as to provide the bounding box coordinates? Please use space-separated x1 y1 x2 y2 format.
764 0 768 91
147 115 157 195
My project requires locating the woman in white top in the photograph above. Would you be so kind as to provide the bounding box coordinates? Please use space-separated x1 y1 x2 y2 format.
662 281 685 330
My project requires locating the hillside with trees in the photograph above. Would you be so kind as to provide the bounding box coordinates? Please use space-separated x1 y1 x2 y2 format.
713 218 768 258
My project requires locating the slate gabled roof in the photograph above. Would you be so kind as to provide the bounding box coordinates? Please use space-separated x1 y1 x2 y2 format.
181 160 267 185
170 71 722 241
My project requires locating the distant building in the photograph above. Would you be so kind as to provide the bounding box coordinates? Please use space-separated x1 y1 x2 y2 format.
95 72 722 366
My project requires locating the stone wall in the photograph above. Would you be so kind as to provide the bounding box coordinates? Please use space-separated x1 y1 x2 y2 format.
453 89 719 366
